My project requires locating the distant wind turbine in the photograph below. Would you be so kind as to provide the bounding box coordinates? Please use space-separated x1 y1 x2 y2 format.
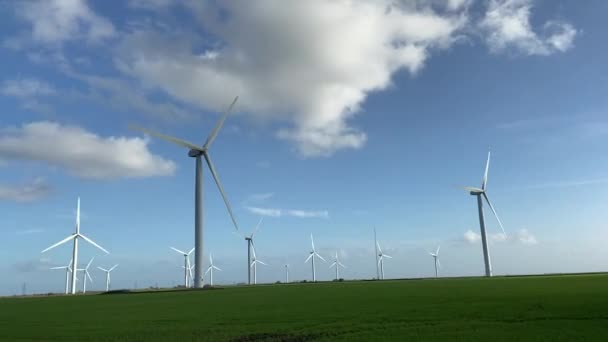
50 259 74 294
204 254 221 286
130 96 240 288
235 217 264 285
305 234 326 282
284 264 290 283
171 247 194 288
77 257 95 294
376 240 392 280
429 246 441 278
463 150 507 277
373 227 380 279
329 251 346 280
42 198 108 294
97 264 119 292
250 244 267 284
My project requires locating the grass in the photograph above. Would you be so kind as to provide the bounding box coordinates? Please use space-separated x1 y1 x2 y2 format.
1 274 607 341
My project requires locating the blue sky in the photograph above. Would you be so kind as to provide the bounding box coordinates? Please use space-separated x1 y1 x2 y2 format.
0 0 607 295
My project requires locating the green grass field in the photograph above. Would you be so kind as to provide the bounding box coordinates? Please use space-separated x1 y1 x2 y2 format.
1 274 607 341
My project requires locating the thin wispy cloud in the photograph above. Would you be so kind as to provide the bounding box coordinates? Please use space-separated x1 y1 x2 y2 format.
15 228 44 235
463 228 537 245
246 206 329 219
0 177 51 202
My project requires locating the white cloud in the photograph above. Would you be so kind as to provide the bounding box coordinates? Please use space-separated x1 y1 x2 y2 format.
480 0 577 55
0 178 51 202
464 229 481 243
13 0 115 45
0 121 176 179
463 228 537 245
115 0 467 157
246 206 282 218
1 78 55 98
246 206 329 219
248 193 274 202
15 228 45 235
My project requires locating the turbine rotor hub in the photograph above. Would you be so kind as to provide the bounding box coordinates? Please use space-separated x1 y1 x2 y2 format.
188 149 204 157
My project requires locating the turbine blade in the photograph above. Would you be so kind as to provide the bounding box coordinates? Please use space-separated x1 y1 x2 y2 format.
109 264 119 272
86 271 93 283
203 96 238 150
251 217 264 238
97 267 108 272
310 234 315 251
170 247 187 255
213 266 222 271
384 254 393 259
482 150 491 190
483 193 506 236
188 248 195 255
329 262 336 268
76 197 81 233
376 241 382 254
50 266 68 270
436 245 441 255
79 234 109 254
338 262 346 268
316 253 326 262
258 260 268 266
305 254 313 263
129 124 204 151
463 186 483 193
86 257 95 269
205 267 211 276
437 259 442 268
203 152 239 231
41 234 76 253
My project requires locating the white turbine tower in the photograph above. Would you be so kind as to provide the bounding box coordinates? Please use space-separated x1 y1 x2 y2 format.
204 254 221 286
42 198 109 294
130 96 240 288
373 227 380 279
305 234 326 282
97 264 119 292
429 246 441 278
463 150 507 277
78 257 94 294
284 264 290 283
329 251 346 280
235 217 263 285
376 241 392 280
171 247 194 288
50 259 74 294
250 244 267 285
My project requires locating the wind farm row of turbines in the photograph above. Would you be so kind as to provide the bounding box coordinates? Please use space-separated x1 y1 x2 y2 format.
39 96 506 295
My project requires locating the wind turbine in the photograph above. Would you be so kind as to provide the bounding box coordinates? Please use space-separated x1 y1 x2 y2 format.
463 150 506 277
373 227 380 279
284 264 289 283
50 259 74 294
429 246 441 278
305 234 326 282
250 244 267 285
130 96 240 288
97 264 118 292
77 257 94 294
236 217 263 285
204 254 221 286
376 240 392 280
171 247 194 288
41 197 109 295
329 251 346 280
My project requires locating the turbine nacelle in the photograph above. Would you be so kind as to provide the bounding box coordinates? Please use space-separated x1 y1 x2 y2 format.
188 149 204 158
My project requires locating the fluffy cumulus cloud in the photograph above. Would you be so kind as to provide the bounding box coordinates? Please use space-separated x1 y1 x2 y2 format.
11 0 115 45
115 0 467 157
2 0 578 158
0 121 176 179
480 0 577 55
0 178 52 202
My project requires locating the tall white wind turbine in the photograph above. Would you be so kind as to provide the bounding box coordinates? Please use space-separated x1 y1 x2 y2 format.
171 247 194 287
41 198 109 294
463 150 507 277
250 244 267 285
97 264 118 292
235 217 263 285
329 251 346 280
304 234 326 282
284 264 290 283
130 96 240 288
50 259 74 294
204 254 221 286
429 246 441 278
78 257 94 294
376 241 392 280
